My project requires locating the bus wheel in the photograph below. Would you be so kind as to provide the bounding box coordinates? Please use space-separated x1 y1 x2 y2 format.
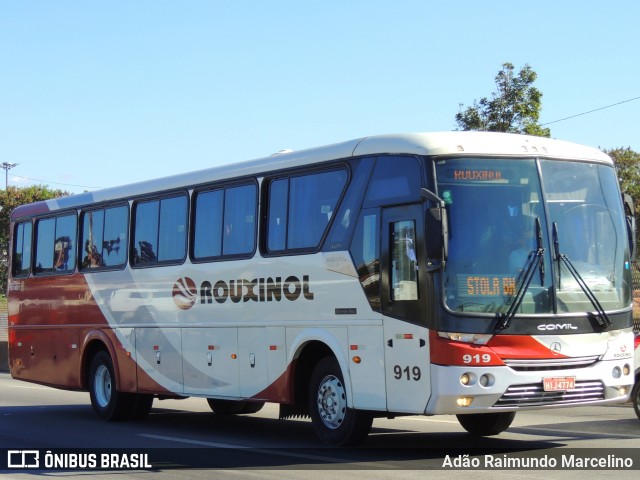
456 412 516 436
632 380 640 421
88 351 132 421
308 356 372 446
207 399 263 415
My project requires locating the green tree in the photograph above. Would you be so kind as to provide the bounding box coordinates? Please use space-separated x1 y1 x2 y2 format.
607 147 640 205
455 62 551 137
606 147 640 250
0 185 70 293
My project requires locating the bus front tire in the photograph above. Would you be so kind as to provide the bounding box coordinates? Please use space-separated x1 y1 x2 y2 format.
308 356 372 446
632 380 640 421
88 351 133 421
456 412 516 436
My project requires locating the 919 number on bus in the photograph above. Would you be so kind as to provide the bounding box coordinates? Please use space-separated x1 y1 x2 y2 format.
462 354 491 364
393 365 421 381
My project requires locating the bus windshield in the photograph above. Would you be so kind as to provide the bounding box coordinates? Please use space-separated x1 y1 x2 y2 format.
436 157 631 316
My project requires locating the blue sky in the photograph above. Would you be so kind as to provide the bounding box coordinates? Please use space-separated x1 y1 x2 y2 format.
1 1 638 194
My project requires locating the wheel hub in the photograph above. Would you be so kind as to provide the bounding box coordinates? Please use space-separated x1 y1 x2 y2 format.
316 374 347 429
94 364 112 408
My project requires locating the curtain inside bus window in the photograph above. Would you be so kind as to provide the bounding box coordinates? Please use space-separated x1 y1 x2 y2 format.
134 201 159 265
55 215 77 272
287 170 347 249
158 196 187 262
223 184 256 255
81 210 105 269
267 179 288 252
194 190 224 259
102 206 128 267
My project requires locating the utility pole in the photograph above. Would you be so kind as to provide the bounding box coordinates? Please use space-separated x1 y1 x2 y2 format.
0 163 18 189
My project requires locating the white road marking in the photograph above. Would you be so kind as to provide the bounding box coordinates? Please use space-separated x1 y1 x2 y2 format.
139 433 396 469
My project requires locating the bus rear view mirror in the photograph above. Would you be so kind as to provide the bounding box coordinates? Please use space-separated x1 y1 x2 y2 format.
623 193 636 260
421 188 449 266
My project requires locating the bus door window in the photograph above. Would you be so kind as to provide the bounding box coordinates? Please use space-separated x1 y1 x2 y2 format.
381 205 425 323
391 220 419 301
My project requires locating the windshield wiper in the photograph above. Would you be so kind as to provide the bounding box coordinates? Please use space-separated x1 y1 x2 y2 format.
496 218 545 330
552 222 611 329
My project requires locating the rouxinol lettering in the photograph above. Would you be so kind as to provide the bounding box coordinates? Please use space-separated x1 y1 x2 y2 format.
199 275 314 304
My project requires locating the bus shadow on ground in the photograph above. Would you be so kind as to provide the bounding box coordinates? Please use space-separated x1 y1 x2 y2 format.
2 404 604 470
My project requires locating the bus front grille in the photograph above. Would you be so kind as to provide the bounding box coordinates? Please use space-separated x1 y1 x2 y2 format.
503 355 600 371
494 381 605 407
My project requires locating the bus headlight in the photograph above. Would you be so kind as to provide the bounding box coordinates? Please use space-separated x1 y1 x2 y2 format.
439 332 493 345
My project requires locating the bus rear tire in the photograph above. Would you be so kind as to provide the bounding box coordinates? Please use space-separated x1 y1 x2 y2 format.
88 351 133 421
456 412 516 436
308 356 372 446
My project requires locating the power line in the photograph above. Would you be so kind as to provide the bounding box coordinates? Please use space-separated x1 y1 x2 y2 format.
541 96 640 126
11 174 102 190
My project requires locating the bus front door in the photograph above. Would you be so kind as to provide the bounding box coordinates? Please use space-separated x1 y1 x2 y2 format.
381 205 431 414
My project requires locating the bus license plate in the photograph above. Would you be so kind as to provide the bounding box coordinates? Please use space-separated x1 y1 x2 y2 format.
543 376 575 391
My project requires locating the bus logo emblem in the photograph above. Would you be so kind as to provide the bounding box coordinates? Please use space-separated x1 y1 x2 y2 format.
173 277 198 310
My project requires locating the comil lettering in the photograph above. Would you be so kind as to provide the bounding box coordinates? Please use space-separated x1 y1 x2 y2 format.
537 323 578 331
200 275 314 304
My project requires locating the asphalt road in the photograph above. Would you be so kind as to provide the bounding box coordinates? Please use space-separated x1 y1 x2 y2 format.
1 373 639 479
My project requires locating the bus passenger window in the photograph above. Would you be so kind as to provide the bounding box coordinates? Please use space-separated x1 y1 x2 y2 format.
267 179 288 252
364 156 422 207
82 210 105 269
12 221 32 277
133 201 159 265
391 220 419 301
35 214 77 275
192 183 256 260
222 184 256 256
266 169 347 252
133 194 187 266
81 205 128 271
350 211 380 311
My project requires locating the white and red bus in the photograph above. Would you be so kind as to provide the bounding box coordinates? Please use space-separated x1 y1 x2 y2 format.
8 132 636 445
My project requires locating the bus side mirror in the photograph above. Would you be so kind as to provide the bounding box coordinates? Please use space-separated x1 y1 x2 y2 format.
623 194 636 260
421 188 449 266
